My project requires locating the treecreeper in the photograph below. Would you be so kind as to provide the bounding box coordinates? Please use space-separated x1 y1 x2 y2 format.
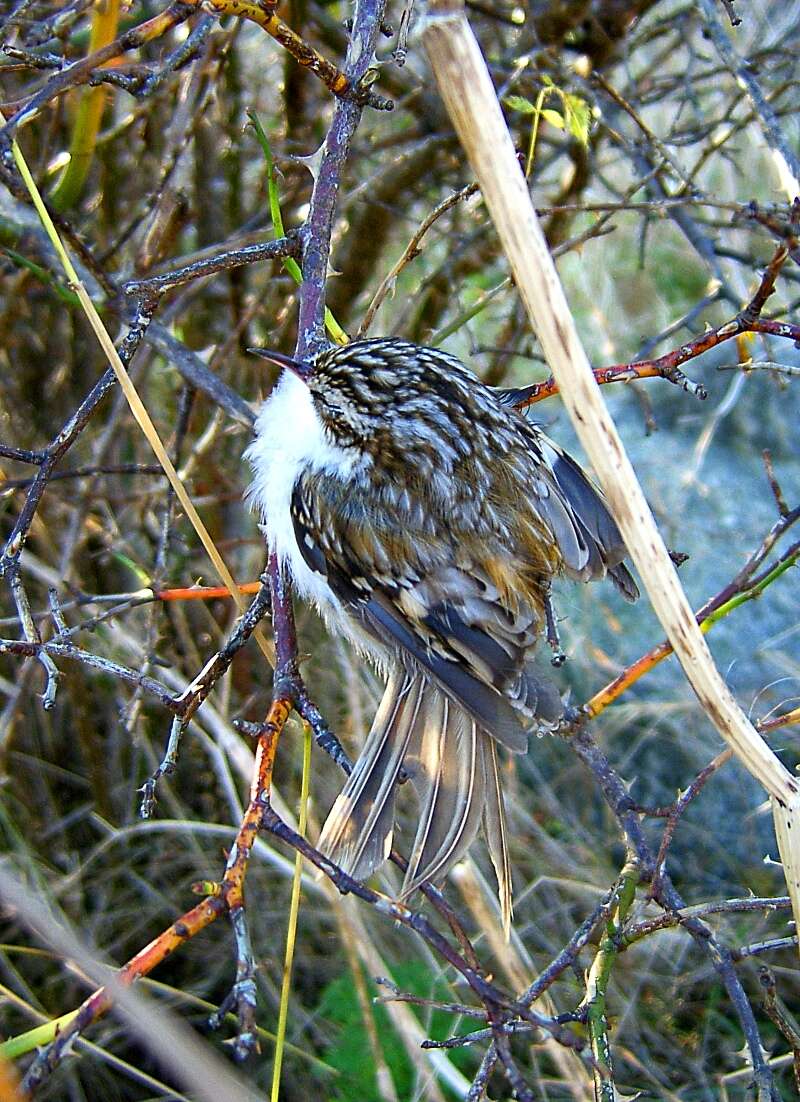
246 337 638 931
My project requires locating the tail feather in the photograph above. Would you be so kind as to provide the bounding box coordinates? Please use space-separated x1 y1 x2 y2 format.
318 672 514 927
401 691 487 897
317 669 424 879
483 738 512 937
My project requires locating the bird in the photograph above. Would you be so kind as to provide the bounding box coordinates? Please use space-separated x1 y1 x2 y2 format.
245 337 637 929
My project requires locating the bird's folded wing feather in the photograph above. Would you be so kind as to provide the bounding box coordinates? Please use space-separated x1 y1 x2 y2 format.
493 395 639 601
290 472 563 749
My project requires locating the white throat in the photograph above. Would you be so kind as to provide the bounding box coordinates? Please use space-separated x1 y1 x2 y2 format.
244 369 355 612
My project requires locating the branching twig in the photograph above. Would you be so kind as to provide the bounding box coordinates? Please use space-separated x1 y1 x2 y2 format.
3 1 798 1098
583 862 639 1100
697 0 800 196
586 502 800 718
358 182 479 336
0 3 194 137
510 242 799 409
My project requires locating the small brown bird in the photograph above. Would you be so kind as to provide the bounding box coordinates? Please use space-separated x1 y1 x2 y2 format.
246 338 636 927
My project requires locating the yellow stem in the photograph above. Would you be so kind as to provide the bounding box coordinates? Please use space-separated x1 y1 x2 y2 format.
51 0 121 210
271 723 312 1101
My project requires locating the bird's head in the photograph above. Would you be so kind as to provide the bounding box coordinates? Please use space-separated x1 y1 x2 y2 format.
250 338 494 467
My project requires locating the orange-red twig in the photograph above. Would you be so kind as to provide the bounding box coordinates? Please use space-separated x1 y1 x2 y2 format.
515 242 798 408
189 0 350 98
0 1054 24 1102
222 697 289 912
586 506 800 718
155 582 262 601
585 637 675 719
34 895 225 1063
178 0 390 107
22 686 294 1068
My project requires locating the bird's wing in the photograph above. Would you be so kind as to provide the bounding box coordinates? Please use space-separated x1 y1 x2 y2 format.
290 471 561 750
493 397 638 601
539 438 639 601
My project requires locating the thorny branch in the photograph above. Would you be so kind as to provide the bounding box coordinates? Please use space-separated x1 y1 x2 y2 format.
512 234 800 408
2 0 800 1098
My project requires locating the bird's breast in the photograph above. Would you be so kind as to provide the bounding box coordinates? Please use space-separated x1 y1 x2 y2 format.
244 370 356 617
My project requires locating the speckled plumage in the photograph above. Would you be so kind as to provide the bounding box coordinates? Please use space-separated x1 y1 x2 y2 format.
246 338 636 927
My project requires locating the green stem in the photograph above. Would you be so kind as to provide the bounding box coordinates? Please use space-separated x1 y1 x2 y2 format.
702 546 799 630
584 863 638 1101
525 86 548 178
0 1011 80 1060
248 110 348 346
51 0 121 211
430 276 511 344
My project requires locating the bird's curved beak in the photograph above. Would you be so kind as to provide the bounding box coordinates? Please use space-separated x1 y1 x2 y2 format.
247 348 312 381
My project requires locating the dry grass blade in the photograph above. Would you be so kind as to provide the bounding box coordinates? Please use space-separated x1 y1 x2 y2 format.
420 0 800 945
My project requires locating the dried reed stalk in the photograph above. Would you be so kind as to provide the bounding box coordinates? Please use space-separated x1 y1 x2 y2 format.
421 0 800 942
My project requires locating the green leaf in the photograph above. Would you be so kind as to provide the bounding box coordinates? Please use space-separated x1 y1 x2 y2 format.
108 551 151 586
505 94 536 114
247 109 285 239
563 94 591 145
541 108 566 130
315 962 472 1099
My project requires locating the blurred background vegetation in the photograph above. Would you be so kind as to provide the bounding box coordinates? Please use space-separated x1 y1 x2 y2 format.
0 0 799 1098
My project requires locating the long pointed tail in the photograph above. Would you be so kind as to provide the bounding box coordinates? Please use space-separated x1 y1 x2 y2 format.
483 738 512 936
318 672 513 929
317 668 424 879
